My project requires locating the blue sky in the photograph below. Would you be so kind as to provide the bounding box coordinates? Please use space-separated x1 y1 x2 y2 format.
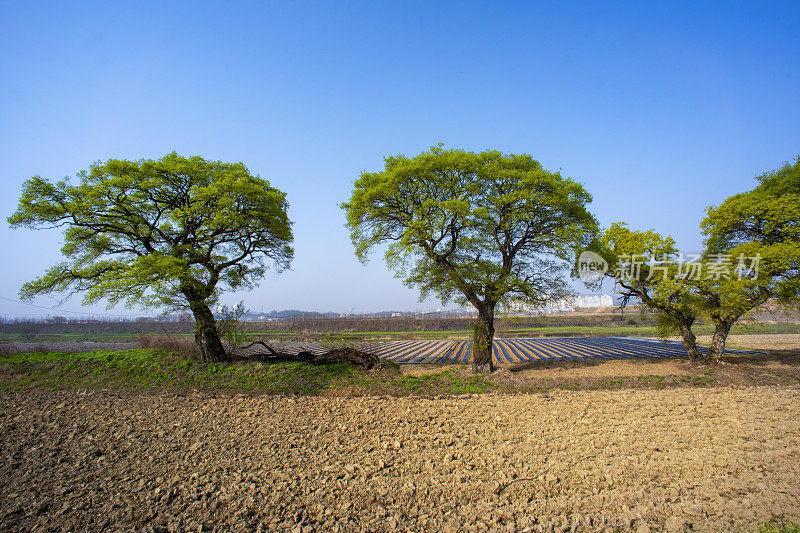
1 1 798 317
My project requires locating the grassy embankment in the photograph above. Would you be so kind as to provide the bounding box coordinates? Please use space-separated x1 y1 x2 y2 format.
0 349 496 396
4 344 799 396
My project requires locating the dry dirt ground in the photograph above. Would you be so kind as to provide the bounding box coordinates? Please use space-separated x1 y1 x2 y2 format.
2 386 800 533
399 334 800 392
696 334 800 352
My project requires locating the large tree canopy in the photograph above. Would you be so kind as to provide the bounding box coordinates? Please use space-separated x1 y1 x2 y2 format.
8 153 293 362
591 157 800 362
343 145 597 373
591 223 705 359
702 156 800 302
695 156 800 357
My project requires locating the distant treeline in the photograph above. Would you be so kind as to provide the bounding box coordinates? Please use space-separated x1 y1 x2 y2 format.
0 313 659 338
252 314 656 333
0 319 194 338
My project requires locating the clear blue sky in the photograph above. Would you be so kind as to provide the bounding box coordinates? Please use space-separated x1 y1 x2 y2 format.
1 1 798 317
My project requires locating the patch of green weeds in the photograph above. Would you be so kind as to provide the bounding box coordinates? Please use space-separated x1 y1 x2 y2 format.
635 374 668 388
395 372 441 393
599 377 628 388
443 371 491 394
358 368 495 395
557 380 581 391
755 516 800 533
692 375 715 386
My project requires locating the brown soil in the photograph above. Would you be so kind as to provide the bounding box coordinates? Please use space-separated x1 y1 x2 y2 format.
502 333 800 391
691 333 800 351
503 351 800 391
400 345 800 394
2 387 799 532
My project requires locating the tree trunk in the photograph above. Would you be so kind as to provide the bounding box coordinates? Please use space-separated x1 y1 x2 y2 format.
188 299 227 363
706 321 732 362
676 318 701 361
471 306 495 374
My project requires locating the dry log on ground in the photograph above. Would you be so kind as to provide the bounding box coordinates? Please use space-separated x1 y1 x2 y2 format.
239 341 381 369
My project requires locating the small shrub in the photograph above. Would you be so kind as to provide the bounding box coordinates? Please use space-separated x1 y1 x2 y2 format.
139 334 200 360
0 343 50 355
216 302 248 347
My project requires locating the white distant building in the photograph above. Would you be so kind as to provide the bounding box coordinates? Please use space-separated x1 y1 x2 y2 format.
572 294 614 308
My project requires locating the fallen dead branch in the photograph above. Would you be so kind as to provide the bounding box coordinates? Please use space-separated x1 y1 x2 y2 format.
239 341 381 369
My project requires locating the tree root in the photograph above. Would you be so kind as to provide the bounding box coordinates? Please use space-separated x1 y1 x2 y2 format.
239 341 381 369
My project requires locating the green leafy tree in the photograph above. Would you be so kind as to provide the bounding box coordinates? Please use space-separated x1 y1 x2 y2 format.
592 157 800 362
342 145 597 373
8 153 293 362
696 156 800 359
591 223 704 360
